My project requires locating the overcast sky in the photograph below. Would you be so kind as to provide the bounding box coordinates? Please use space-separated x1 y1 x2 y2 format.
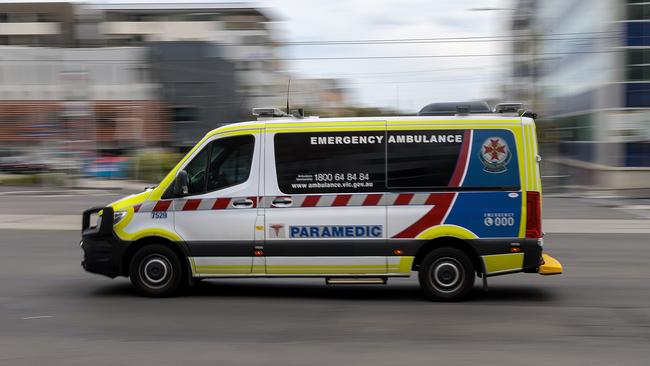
266 0 512 112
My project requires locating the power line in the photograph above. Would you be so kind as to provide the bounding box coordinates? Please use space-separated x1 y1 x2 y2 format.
0 48 626 64
1 29 624 53
277 49 624 61
335 66 488 76
276 33 623 46
261 31 623 46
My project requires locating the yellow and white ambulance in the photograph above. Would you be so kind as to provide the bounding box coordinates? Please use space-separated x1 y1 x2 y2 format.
80 103 562 301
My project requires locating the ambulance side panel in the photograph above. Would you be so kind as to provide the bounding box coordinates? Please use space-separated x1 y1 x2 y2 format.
263 122 392 275
385 119 533 276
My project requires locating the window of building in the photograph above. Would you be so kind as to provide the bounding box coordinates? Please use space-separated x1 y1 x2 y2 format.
223 21 265 30
627 3 650 20
37 13 57 22
274 131 386 194
626 23 650 47
8 13 36 22
627 49 650 65
627 65 650 81
172 106 199 122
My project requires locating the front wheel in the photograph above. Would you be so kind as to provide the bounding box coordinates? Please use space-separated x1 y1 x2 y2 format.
129 245 184 297
418 247 475 301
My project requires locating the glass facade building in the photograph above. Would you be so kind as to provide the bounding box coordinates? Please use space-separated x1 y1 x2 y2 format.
515 0 650 187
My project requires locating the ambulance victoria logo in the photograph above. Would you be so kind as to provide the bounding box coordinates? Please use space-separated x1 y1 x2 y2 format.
479 137 511 173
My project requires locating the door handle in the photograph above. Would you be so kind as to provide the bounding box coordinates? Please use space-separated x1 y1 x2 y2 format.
232 198 254 208
271 197 293 208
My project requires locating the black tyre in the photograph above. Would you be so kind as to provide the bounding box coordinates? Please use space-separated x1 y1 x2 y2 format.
418 247 475 301
129 245 184 297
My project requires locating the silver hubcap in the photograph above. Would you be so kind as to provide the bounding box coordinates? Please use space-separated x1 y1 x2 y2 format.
141 255 172 289
430 257 464 293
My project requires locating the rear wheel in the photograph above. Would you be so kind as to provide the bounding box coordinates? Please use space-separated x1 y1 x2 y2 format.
418 247 475 301
129 245 184 297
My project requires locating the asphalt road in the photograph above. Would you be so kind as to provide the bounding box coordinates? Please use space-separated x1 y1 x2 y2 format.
0 193 649 365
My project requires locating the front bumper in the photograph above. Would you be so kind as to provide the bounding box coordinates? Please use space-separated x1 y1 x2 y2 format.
80 206 127 278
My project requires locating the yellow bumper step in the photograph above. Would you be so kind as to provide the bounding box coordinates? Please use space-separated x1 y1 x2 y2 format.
539 253 563 275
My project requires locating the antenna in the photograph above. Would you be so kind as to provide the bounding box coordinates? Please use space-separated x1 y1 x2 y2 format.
286 78 291 114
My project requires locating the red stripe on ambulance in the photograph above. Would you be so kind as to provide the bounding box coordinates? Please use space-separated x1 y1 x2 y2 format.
393 192 456 238
363 194 383 206
183 199 202 211
301 195 321 207
448 129 473 187
152 200 172 212
393 193 414 206
332 194 352 207
212 198 231 210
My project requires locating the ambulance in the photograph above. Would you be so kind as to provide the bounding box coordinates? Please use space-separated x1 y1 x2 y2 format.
80 102 562 301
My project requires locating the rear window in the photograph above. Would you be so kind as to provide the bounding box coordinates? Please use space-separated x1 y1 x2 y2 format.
387 130 465 189
387 129 520 190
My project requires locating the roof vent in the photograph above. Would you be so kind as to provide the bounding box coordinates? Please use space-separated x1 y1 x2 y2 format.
494 102 524 114
418 101 491 116
252 107 288 118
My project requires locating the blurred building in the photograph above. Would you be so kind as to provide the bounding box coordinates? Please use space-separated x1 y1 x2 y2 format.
511 0 650 189
83 2 286 109
282 77 349 115
0 2 76 46
148 42 244 148
0 46 168 153
506 0 538 109
0 2 352 156
0 2 289 152
0 2 284 106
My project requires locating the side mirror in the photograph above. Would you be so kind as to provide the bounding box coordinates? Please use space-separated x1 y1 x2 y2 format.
173 170 189 197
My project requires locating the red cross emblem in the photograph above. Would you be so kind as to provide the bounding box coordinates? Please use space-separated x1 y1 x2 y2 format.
482 138 507 162
479 136 511 173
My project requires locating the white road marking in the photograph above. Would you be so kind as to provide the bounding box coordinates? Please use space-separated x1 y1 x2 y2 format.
22 316 54 320
0 214 79 230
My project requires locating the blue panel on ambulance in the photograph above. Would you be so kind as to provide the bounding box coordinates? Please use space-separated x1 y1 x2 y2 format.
462 129 520 189
444 192 521 238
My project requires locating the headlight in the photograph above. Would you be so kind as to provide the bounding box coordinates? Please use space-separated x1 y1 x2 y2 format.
113 211 127 225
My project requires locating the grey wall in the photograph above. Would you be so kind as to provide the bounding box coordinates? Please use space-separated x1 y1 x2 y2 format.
148 42 247 148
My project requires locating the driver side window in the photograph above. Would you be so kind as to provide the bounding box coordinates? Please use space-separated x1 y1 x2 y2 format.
184 146 209 196
181 134 255 197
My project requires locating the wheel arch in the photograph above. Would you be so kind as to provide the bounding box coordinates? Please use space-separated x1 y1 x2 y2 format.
411 237 482 275
121 236 190 277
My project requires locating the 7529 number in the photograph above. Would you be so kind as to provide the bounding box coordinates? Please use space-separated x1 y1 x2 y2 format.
151 212 168 219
